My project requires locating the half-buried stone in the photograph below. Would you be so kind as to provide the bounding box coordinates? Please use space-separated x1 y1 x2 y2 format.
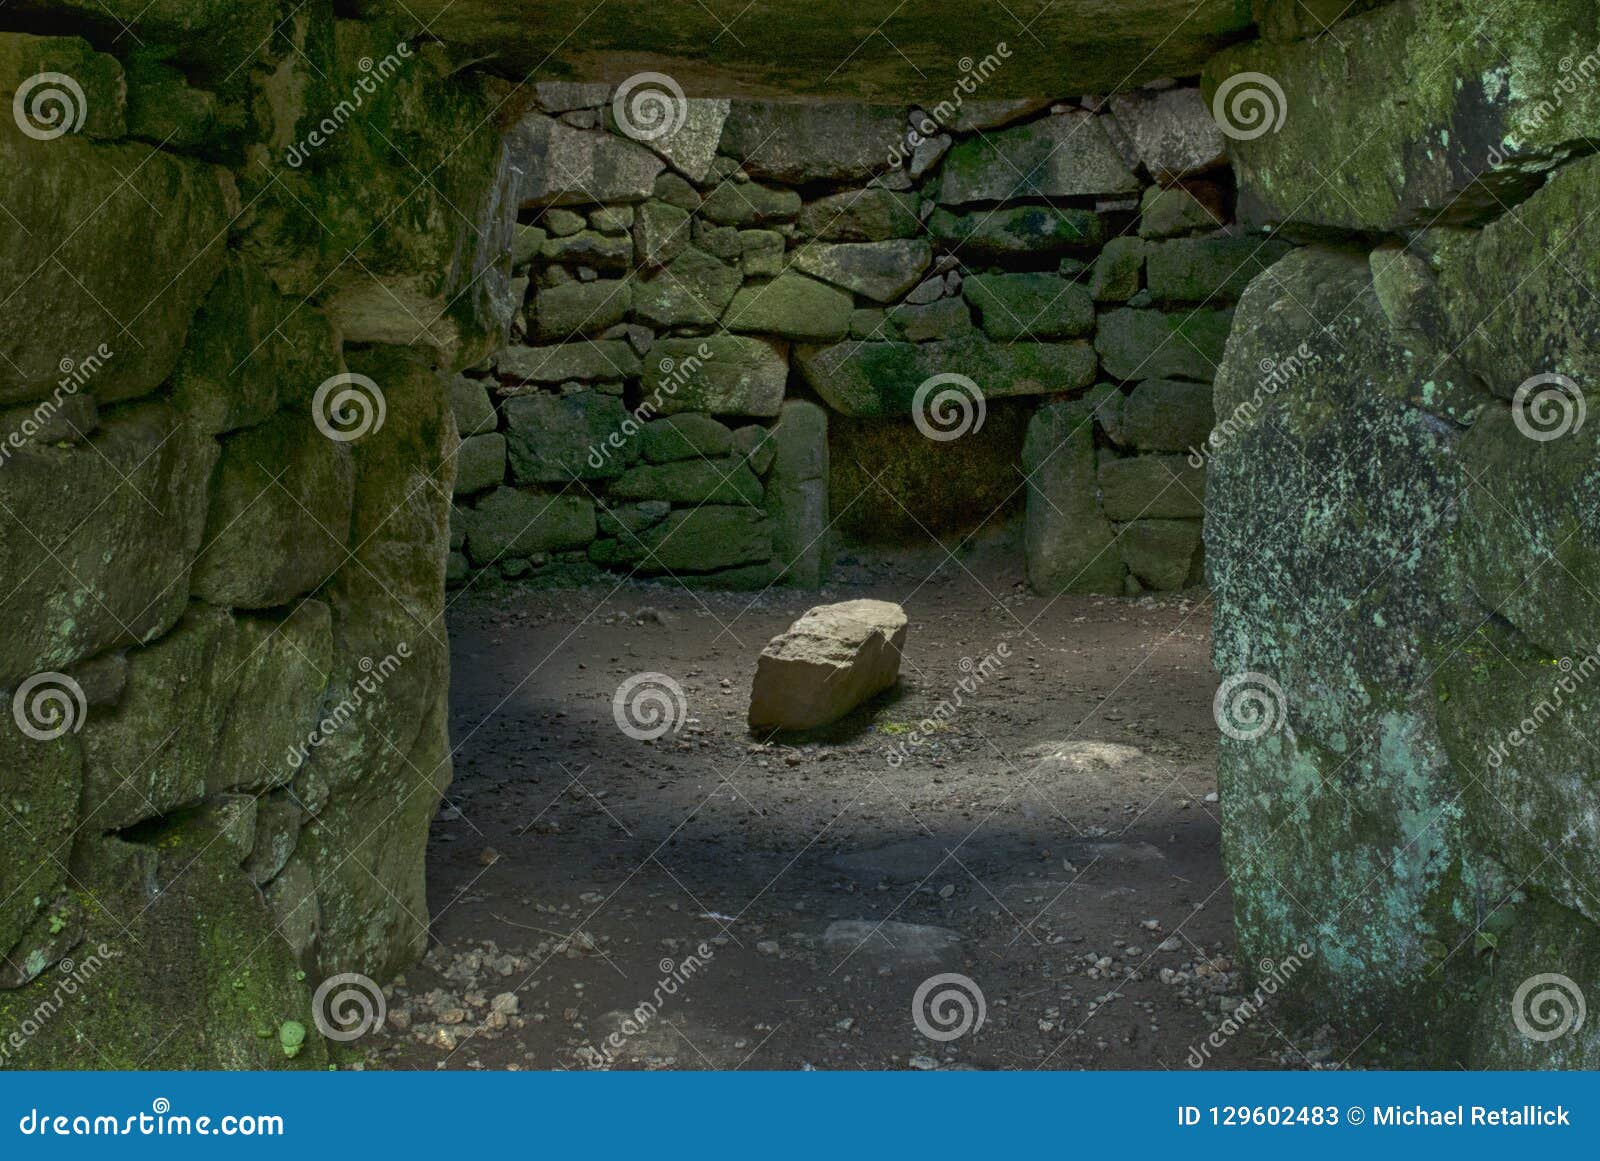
748 600 908 732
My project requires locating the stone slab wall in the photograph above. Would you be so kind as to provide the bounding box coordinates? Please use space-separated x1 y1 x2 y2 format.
1206 0 1600 1066
453 80 1289 595
0 7 514 1067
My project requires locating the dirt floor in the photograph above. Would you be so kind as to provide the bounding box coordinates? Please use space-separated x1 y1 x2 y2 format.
359 533 1340 1071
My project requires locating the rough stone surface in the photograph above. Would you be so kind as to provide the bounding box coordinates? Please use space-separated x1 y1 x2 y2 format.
797 339 1097 417
1108 88 1227 181
962 274 1095 340
797 188 920 241
928 206 1103 261
508 112 664 206
1115 519 1202 589
720 102 905 184
642 337 788 417
748 600 907 731
792 240 932 303
504 392 637 482
938 112 1140 205
1024 400 1123 595
767 400 830 588
1106 378 1215 452
1099 455 1206 519
724 272 853 340
1094 307 1234 381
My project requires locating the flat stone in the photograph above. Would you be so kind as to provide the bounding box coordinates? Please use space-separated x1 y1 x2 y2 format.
748 599 907 730
796 188 920 241
724 272 853 340
791 239 931 303
962 273 1094 340
927 206 1103 261
938 111 1140 205
720 101 906 184
887 298 975 343
611 459 764 506
698 181 802 226
632 97 729 182
945 98 1052 133
508 112 664 207
463 487 596 564
504 391 638 482
497 341 640 385
1098 455 1206 519
640 414 735 463
1094 307 1234 381
642 336 788 417
1108 88 1227 181
532 280 630 340
630 247 743 327
542 229 633 271
796 338 1096 417
1146 236 1294 304
1106 378 1215 452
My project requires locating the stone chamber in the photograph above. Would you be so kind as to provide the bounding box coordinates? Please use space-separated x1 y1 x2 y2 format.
0 0 1597 1068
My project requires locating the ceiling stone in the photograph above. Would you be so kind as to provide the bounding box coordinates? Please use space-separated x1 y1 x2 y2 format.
383 0 1254 100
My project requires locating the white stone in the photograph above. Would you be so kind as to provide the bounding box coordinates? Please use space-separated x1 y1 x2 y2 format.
747 599 907 730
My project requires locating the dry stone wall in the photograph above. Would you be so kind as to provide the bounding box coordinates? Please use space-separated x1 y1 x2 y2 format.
452 81 1289 596
0 6 515 1067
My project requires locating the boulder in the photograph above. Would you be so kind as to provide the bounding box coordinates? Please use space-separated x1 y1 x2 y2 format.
532 280 630 340
748 600 908 731
720 102 906 184
1115 519 1202 589
1206 0 1600 231
792 239 931 303
938 111 1140 204
1099 455 1206 519
1105 378 1216 451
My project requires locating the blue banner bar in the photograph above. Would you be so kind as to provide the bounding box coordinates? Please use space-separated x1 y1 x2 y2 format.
0 1071 1595 1156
